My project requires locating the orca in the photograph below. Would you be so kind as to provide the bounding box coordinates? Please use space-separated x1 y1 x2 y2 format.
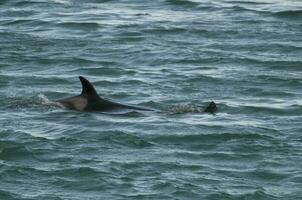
56 76 153 112
56 76 217 113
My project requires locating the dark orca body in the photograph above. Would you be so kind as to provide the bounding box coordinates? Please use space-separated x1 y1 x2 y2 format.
57 76 217 113
57 76 153 112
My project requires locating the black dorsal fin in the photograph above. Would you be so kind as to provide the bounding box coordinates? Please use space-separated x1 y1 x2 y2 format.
79 76 99 98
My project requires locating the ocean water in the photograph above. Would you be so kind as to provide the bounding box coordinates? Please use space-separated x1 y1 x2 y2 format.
0 0 302 199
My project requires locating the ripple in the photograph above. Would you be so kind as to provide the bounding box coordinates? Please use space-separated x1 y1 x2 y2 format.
246 169 290 182
56 22 101 31
150 132 274 144
13 0 63 7
0 190 18 200
0 141 34 161
236 190 278 200
52 166 105 177
273 9 302 20
206 190 278 200
72 66 136 76
1 94 63 110
164 0 199 8
142 25 187 35
0 0 301 199
102 131 154 148
238 104 302 116
226 1 272 5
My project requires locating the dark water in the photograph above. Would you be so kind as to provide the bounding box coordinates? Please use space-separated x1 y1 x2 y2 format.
1 0 302 199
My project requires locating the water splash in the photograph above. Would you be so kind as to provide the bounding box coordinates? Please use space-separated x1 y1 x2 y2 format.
36 94 63 108
167 103 205 114
3 94 63 110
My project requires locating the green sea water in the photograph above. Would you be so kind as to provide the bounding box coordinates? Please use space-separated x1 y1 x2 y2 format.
0 0 302 199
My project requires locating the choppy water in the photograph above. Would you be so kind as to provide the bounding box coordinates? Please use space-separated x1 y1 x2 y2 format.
1 0 302 199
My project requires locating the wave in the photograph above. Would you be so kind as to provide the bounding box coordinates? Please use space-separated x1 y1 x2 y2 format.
0 141 34 161
142 25 187 35
240 88 296 98
273 10 302 19
14 0 48 6
12 0 68 6
2 94 63 110
239 104 302 116
56 22 101 30
207 190 278 200
101 110 148 118
223 99 302 116
218 6 302 20
51 166 105 177
2 19 33 26
1 17 51 27
0 0 9 5
52 130 154 148
72 66 136 76
227 5 258 13
150 132 273 144
0 190 19 200
164 0 221 12
165 0 199 7
97 130 154 148
13 0 64 7
226 1 271 5
238 58 302 70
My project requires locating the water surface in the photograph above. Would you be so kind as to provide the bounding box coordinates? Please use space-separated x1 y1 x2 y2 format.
0 0 302 199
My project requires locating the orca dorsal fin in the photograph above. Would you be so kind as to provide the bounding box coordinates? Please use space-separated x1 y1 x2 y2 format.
79 76 100 99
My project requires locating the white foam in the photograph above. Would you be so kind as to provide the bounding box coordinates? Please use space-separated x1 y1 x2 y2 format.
36 94 64 108
168 103 204 114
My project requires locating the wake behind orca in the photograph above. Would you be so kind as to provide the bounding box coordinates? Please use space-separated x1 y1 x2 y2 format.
56 76 217 113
